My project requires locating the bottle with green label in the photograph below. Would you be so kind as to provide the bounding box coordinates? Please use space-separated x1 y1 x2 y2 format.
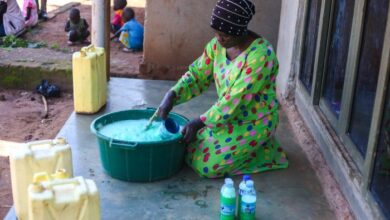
220 178 236 220
239 180 256 220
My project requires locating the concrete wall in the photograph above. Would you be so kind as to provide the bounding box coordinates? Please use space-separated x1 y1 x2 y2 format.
276 0 300 98
141 0 282 79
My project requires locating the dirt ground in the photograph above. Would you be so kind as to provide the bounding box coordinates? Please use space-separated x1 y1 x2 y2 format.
24 3 145 77
0 2 145 217
0 90 73 218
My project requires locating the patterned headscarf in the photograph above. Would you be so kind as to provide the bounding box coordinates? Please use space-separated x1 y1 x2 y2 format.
210 0 255 36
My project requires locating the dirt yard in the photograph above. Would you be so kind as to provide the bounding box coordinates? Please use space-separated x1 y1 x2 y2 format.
23 3 145 77
0 89 73 218
0 1 145 217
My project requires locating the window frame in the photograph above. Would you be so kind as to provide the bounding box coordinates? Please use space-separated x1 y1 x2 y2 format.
295 0 390 217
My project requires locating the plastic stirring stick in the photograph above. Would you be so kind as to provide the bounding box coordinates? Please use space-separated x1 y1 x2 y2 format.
144 109 159 130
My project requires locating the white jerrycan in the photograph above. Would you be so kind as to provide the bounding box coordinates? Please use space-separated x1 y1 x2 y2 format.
10 138 73 220
28 172 100 220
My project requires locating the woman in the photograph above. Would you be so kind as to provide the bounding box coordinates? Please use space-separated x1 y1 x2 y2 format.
158 0 288 178
0 0 25 37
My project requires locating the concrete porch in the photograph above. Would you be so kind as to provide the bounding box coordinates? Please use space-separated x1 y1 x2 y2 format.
6 78 336 220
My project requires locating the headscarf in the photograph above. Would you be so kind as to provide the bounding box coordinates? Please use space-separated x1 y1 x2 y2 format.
210 0 255 36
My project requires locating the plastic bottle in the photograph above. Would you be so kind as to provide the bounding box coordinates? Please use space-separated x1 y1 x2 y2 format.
239 180 256 220
220 178 236 220
237 175 251 217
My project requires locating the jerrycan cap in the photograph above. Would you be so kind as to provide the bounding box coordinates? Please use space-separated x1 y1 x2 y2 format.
54 137 67 145
80 50 87 57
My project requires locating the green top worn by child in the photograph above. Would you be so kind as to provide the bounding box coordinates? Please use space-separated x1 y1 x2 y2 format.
64 8 89 45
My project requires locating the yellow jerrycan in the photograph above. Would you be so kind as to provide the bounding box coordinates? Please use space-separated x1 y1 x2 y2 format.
10 138 73 220
72 45 107 114
28 172 100 220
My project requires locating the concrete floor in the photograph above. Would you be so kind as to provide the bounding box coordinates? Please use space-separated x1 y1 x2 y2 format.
6 78 335 220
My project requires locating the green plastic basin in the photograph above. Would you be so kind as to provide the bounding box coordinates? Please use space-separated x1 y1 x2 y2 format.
90 108 189 182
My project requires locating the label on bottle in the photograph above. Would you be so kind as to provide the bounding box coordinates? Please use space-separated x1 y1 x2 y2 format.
240 201 256 214
221 203 235 216
220 196 236 217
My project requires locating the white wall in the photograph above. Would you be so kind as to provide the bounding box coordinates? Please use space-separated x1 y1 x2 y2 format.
276 0 300 98
142 0 282 79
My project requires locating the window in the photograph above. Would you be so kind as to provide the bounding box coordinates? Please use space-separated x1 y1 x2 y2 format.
371 78 390 219
320 0 355 118
347 0 389 157
296 0 390 217
299 0 322 93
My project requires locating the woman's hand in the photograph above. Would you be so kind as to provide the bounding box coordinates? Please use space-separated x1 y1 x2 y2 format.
182 118 205 143
157 90 176 120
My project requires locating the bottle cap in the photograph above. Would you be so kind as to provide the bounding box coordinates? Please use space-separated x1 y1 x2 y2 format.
243 175 251 181
246 180 254 188
225 178 234 187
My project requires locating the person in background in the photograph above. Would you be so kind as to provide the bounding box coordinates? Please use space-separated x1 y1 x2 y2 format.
111 7 143 52
0 0 25 37
23 0 38 27
35 0 47 20
157 0 288 178
64 8 89 46
0 0 6 36
111 0 126 36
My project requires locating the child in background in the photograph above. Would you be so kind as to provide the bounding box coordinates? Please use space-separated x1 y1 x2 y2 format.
23 0 38 27
112 7 144 52
111 0 127 35
64 8 90 46
35 0 47 20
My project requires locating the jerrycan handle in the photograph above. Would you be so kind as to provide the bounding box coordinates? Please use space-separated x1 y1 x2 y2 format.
31 169 73 192
33 172 51 183
27 138 67 151
31 178 82 193
43 177 82 190
82 44 95 52
33 169 70 183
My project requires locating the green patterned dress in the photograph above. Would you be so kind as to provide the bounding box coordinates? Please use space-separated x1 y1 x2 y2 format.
171 37 288 178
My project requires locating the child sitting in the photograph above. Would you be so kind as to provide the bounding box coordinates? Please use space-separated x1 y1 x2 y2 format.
111 0 127 35
23 0 38 27
113 7 143 52
64 8 90 46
